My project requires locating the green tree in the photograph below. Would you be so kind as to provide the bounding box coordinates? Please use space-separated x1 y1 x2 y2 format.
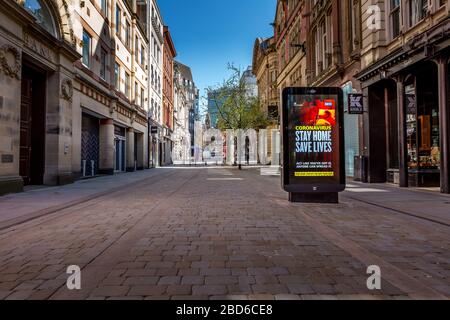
206 65 269 169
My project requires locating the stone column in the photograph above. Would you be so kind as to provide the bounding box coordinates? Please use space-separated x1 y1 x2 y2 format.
126 128 135 172
44 71 74 186
99 119 114 175
226 129 234 165
396 76 408 188
258 129 267 165
0 43 22 195
237 129 243 166
437 58 449 193
271 129 280 166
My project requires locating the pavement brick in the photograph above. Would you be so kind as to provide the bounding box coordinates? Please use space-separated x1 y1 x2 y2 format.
0 168 448 300
166 285 192 295
205 276 238 285
91 286 130 297
123 277 158 286
192 285 228 296
128 285 167 296
158 276 181 285
181 276 205 285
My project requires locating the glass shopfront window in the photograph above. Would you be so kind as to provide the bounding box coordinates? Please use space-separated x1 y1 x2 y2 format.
405 69 440 173
405 81 417 169
417 72 440 170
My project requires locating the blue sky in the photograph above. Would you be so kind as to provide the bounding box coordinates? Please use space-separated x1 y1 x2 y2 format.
158 0 275 109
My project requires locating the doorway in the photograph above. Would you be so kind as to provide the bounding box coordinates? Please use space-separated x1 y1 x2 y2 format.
20 64 46 185
114 136 126 172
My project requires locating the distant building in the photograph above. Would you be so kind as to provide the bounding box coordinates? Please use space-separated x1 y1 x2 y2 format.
252 37 279 122
207 89 224 129
148 0 164 168
252 36 279 165
241 66 258 97
162 26 176 165
173 61 197 164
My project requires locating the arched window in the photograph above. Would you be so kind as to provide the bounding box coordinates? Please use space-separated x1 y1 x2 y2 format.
24 0 57 37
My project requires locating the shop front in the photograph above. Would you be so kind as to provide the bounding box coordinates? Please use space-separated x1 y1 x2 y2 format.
357 33 449 193
81 113 100 177
0 0 79 195
114 125 126 173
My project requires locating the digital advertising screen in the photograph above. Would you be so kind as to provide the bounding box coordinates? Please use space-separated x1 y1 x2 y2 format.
282 87 345 193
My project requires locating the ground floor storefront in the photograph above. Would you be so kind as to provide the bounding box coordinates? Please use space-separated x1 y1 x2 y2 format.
0 1 79 196
0 1 148 196
72 79 148 180
0 167 448 299
357 26 449 193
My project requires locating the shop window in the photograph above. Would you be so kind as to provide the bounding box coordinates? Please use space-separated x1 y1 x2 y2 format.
417 69 440 170
405 70 440 172
405 80 418 170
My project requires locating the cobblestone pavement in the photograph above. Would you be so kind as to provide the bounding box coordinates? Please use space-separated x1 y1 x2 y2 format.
0 167 448 300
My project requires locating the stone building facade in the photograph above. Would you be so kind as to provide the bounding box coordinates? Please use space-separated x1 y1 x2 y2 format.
162 25 176 166
73 0 149 177
305 0 363 177
356 0 450 193
173 61 196 165
252 36 279 165
274 0 307 92
252 37 279 121
148 0 163 168
0 0 149 196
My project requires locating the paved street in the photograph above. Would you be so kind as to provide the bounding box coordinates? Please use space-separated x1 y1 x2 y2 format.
0 167 449 300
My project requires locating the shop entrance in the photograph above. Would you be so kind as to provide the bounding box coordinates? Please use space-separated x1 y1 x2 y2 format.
19 64 46 185
81 114 100 177
405 62 440 187
114 137 126 172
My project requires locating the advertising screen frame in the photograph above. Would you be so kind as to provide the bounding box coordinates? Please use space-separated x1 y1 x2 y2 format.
281 87 345 193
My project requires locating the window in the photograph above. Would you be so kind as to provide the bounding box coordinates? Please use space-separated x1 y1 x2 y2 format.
101 0 108 17
141 88 145 108
100 48 107 80
114 62 120 89
151 66 154 86
321 20 327 69
135 36 139 62
135 82 139 104
125 72 130 97
409 0 428 27
115 5 121 35
390 0 401 39
125 21 131 47
82 29 91 67
24 0 56 36
141 45 145 66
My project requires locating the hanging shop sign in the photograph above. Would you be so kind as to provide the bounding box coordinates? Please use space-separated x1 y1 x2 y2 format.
282 87 346 194
348 93 364 114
